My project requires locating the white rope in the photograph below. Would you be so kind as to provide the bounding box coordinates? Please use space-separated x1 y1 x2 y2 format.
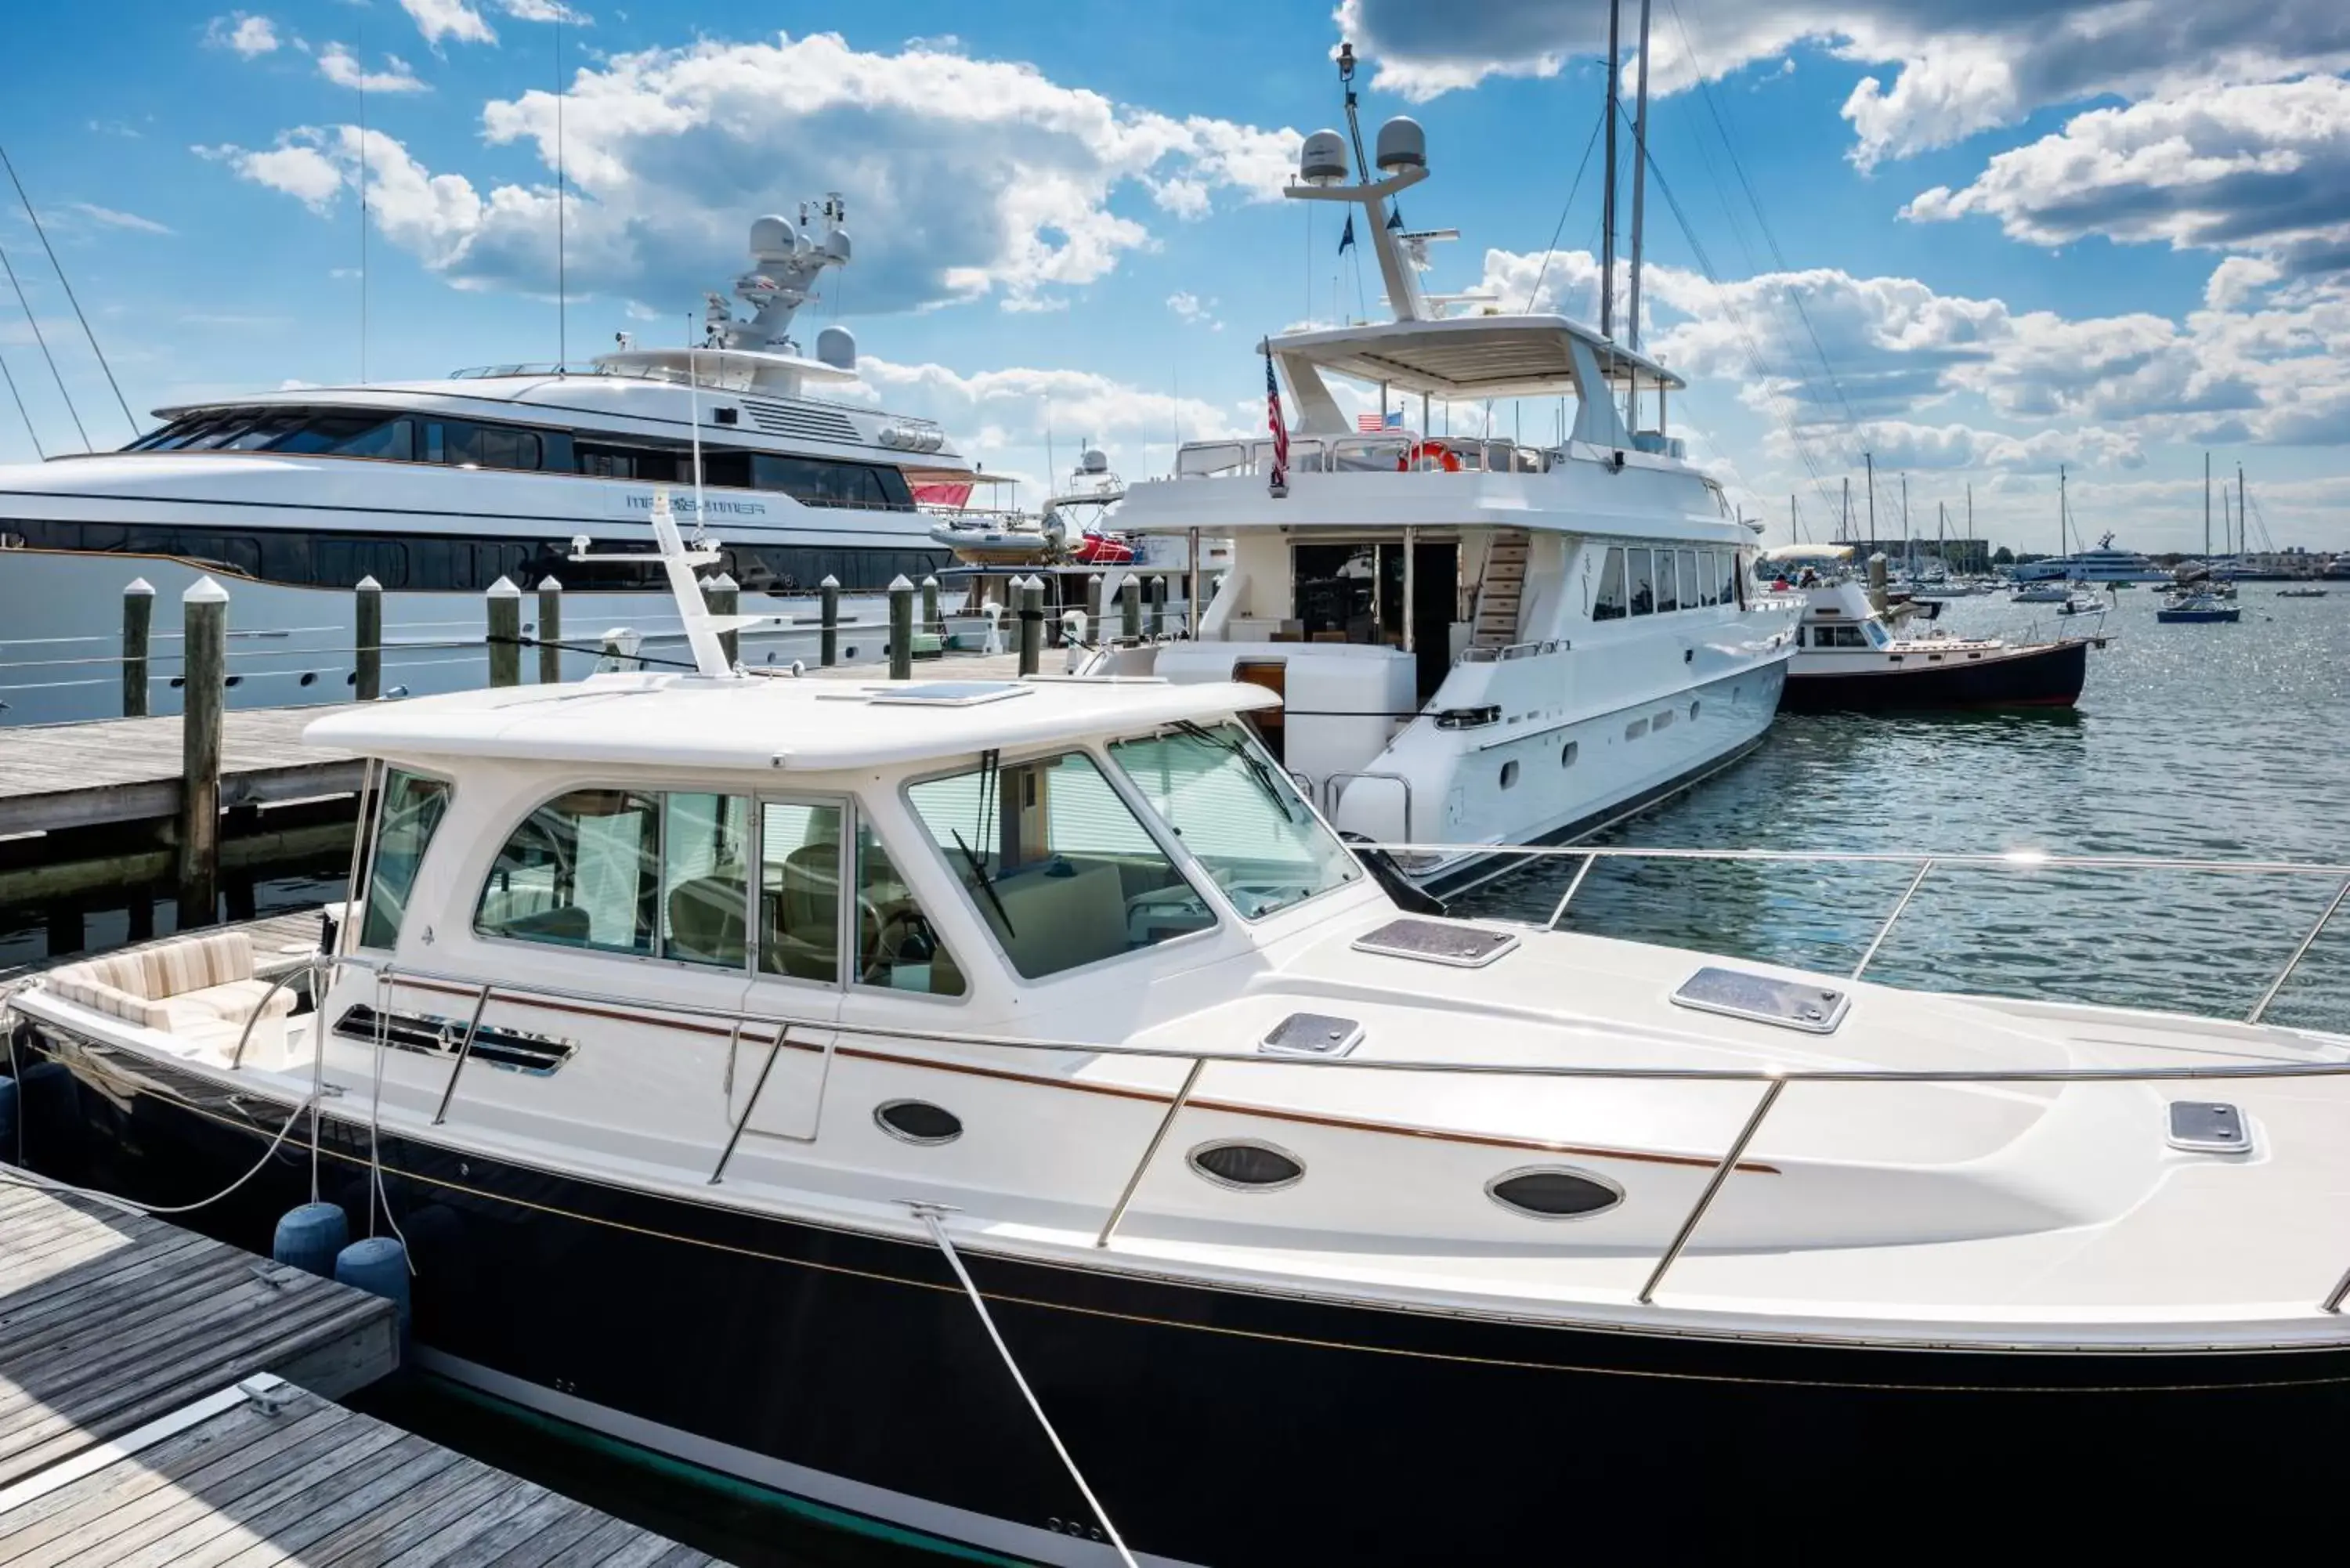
913 1206 1137 1568
0 1081 320 1218
367 966 414 1270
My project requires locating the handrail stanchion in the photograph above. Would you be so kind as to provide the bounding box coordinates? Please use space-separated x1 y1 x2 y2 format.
2323 1263 2350 1316
1545 852 1600 931
430 982 494 1125
1851 858 1935 981
2247 877 2350 1024
710 1023 790 1184
1095 1060 1205 1250
1637 1077 1784 1306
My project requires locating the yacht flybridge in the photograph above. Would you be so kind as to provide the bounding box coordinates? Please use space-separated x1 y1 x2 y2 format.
13 519 2350 1559
1109 76 1797 888
0 200 972 725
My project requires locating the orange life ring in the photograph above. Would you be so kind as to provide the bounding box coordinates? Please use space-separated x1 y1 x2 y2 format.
1397 439 1462 473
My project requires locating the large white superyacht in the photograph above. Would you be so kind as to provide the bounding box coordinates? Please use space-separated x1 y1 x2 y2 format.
1109 92 1798 889
0 200 975 726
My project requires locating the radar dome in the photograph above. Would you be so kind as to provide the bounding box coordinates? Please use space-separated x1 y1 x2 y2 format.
1079 448 1108 474
749 214 796 261
824 226 851 262
1299 129 1349 186
816 325 857 371
1375 116 1426 172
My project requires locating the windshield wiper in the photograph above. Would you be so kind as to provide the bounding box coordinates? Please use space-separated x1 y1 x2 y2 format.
1176 721 1292 816
950 826 1016 938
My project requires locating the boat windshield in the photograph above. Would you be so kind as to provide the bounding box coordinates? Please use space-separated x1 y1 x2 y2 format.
1108 721 1361 919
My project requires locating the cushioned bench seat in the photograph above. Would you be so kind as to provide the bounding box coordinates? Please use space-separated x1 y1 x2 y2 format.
43 930 297 1067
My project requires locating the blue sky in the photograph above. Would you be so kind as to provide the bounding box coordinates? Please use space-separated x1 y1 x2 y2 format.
3 0 2347 554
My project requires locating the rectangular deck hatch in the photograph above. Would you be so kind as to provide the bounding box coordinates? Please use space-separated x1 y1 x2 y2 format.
1671 966 1849 1035
2167 1101 2251 1154
866 681 1031 707
1350 919 1520 968
1260 1012 1365 1057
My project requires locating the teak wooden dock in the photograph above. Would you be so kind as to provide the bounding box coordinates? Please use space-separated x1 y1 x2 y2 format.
0 1183 719 1564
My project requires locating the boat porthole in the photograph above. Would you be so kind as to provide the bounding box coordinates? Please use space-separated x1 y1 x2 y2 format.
1499 760 1520 789
299 672 318 688
1688 700 1700 721
1487 1166 1624 1219
1560 740 1578 768
223 674 244 688
874 1099 963 1146
1188 1140 1304 1192
346 672 359 686
168 676 186 689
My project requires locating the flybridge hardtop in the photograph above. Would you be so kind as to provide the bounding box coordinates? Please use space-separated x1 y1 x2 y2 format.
306 670 1278 773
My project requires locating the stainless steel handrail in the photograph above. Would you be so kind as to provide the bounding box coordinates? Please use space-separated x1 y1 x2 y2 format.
429 983 492 1126
1852 858 1936 981
1636 1077 1784 1304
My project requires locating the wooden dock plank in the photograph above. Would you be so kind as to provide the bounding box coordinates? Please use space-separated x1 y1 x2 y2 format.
0 706 362 837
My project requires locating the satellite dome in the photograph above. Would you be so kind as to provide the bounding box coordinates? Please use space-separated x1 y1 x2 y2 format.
816 325 857 370
749 214 795 261
824 226 851 262
1375 116 1426 172
1300 129 1349 186
1079 448 1108 474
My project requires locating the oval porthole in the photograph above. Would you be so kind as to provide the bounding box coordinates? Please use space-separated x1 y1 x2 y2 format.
874 1099 963 1146
1499 760 1520 789
1188 1140 1304 1192
1487 1167 1623 1220
299 671 318 688
1560 740 1578 768
1688 700 1701 721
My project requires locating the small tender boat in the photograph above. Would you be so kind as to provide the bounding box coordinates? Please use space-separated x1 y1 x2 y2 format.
2279 587 2329 599
925 516 1054 565
2156 590 2242 624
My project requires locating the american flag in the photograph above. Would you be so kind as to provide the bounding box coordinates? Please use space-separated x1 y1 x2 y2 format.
1264 349 1289 494
1357 410 1405 433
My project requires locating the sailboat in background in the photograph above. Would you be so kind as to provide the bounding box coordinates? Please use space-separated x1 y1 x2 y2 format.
2159 453 2243 624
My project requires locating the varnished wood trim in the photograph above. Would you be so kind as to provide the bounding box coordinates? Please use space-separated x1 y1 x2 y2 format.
392 977 1781 1175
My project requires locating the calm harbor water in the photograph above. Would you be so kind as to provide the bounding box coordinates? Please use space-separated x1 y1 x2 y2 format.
1455 583 2350 1032
11 583 2350 1563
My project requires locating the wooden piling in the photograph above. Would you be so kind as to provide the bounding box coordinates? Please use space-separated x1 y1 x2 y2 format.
1087 573 1105 624
819 574 841 667
176 576 227 927
1121 576 1142 641
1018 576 1043 676
537 576 563 684
921 573 941 636
486 576 522 688
706 571 741 669
888 575 915 680
354 576 382 702
1149 574 1167 639
121 577 153 717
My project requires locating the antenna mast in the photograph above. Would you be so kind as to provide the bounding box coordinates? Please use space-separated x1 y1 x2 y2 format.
357 20 369 385
1625 0 1653 352
1600 0 1620 340
555 9 566 371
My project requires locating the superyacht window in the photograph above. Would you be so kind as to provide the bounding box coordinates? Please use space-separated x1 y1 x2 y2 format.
1627 548 1656 616
1108 721 1361 921
1593 547 1628 621
906 750 1212 980
663 794 751 966
1700 551 1721 607
1655 551 1680 613
1678 551 1699 611
357 769 451 950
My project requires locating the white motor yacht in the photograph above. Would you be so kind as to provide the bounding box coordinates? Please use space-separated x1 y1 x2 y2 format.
1106 92 1797 891
12 504 2350 1564
0 201 977 726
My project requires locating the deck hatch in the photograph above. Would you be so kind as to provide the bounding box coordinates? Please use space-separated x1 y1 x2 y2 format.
2167 1100 2251 1154
1350 919 1520 968
1670 967 1849 1035
1260 1012 1365 1058
866 681 1030 707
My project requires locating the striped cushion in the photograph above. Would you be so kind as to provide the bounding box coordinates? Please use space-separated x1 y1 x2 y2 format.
42 966 172 1030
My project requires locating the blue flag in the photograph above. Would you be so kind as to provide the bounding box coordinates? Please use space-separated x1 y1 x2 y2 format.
1338 212 1355 255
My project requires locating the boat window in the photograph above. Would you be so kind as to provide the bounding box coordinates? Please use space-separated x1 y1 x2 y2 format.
269 413 417 461
1864 620 1892 649
357 769 451 950
577 442 685 483
1655 551 1680 613
757 801 846 984
751 454 916 510
1679 551 1700 610
854 819 966 997
1108 721 1361 921
662 794 751 966
1700 551 1721 607
1627 549 1656 616
476 789 663 954
1592 547 1627 621
430 420 552 472
906 750 1213 978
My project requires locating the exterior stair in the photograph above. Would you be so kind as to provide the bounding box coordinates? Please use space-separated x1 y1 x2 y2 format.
1472 529 1531 649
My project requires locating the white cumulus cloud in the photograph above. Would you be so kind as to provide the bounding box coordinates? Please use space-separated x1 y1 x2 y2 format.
400 0 496 47
316 43 429 94
206 13 280 57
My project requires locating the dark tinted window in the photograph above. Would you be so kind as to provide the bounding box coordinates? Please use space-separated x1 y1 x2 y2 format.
434 421 547 471
1593 547 1627 621
1627 548 1656 616
1654 550 1679 612
269 413 416 461
1488 1169 1621 1218
751 454 911 508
